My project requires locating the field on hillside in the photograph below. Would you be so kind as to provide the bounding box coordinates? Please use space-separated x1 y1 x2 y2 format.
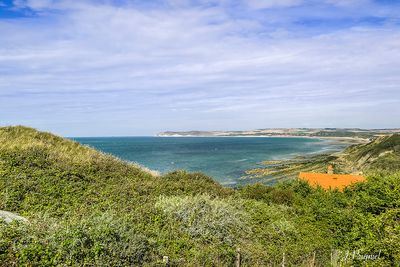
0 127 399 266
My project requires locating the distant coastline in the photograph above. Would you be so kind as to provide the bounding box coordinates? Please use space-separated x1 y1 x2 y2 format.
156 134 368 145
157 127 396 145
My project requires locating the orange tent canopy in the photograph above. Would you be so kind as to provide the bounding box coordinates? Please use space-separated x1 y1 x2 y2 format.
298 172 366 191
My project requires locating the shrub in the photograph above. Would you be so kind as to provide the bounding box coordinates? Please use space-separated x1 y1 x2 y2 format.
155 194 251 245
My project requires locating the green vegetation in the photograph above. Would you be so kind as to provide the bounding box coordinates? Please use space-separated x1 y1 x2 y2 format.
0 126 399 266
341 134 400 172
310 130 376 139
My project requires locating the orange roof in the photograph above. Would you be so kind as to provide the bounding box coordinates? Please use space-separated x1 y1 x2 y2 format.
298 172 366 191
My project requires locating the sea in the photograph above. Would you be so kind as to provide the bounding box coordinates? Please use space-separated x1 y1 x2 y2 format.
73 136 347 186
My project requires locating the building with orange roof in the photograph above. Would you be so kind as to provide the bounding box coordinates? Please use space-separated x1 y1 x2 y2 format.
298 166 366 191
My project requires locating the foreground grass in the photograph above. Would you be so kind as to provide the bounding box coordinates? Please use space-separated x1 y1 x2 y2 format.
0 126 399 266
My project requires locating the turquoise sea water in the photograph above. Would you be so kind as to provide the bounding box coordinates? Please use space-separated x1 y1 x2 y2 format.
73 137 347 186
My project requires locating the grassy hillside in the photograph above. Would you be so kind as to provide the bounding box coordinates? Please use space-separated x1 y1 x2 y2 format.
245 134 400 182
0 126 399 266
340 134 400 172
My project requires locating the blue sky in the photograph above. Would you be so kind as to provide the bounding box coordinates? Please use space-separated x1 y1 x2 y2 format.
0 0 400 136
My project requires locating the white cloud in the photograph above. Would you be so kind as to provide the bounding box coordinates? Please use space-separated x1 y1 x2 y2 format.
324 0 370 7
247 0 304 9
13 0 55 9
0 1 400 135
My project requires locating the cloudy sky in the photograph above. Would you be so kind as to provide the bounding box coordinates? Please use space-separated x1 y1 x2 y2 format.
1 0 400 136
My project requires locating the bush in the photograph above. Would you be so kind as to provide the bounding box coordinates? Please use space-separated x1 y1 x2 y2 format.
155 194 251 245
0 213 154 266
239 183 294 205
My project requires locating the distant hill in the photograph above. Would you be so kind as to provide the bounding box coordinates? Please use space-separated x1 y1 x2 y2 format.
0 126 399 266
158 128 400 139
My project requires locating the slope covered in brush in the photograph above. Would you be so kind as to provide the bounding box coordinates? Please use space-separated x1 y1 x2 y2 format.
0 126 399 266
340 134 400 172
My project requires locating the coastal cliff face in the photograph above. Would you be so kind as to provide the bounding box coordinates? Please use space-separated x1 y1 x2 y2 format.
0 126 399 266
